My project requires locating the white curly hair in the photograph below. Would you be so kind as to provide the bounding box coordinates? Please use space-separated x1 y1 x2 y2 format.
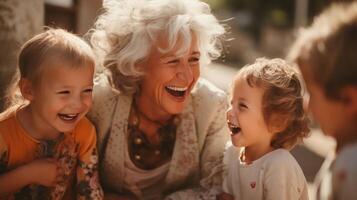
89 0 226 94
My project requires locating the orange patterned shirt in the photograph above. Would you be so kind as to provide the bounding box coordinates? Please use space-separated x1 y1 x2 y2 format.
0 107 103 200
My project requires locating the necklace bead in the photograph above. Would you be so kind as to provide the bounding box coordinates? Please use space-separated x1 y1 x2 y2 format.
128 97 177 169
134 137 142 145
134 154 141 160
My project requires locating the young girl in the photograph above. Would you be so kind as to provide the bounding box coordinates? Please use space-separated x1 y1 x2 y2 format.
0 29 103 199
219 58 310 200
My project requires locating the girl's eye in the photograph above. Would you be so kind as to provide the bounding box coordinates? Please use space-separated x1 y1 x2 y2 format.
239 103 248 109
57 90 70 95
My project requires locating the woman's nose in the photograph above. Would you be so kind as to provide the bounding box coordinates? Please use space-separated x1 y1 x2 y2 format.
177 61 193 83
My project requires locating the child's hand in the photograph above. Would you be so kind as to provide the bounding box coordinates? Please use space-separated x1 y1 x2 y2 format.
216 192 234 200
25 158 60 187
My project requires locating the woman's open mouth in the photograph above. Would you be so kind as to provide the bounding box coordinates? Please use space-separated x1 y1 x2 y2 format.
227 122 241 136
165 85 188 97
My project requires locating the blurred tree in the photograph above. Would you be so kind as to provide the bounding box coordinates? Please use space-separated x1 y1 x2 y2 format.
202 0 227 10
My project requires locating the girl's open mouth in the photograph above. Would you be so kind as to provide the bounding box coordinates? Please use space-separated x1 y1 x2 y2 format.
58 113 79 122
227 122 241 135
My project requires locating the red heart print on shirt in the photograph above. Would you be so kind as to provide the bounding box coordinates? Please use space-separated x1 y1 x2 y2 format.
250 182 256 189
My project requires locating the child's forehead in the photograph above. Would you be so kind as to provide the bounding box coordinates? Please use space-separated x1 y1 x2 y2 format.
35 60 93 80
41 56 94 70
231 76 264 98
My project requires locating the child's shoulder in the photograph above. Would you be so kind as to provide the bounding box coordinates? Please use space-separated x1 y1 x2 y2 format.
262 149 307 185
0 106 19 134
0 106 19 153
75 116 95 129
263 149 302 172
0 106 17 124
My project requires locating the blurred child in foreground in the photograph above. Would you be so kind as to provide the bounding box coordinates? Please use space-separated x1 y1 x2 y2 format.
288 2 357 200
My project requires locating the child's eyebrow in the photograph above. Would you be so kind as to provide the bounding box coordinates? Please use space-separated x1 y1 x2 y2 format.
238 97 248 102
230 97 247 105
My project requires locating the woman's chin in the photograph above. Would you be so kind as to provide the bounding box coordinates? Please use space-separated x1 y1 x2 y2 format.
162 96 189 114
164 104 186 115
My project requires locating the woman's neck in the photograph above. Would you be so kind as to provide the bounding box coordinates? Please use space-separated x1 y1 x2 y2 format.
135 95 172 124
17 105 61 141
132 95 174 144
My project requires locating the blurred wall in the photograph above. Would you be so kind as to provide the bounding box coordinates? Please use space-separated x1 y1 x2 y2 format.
0 0 44 111
76 0 102 35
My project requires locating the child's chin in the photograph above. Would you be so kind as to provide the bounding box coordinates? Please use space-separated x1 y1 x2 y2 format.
231 140 242 147
57 123 78 133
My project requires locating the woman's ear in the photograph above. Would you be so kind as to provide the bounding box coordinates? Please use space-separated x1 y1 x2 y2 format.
19 78 34 101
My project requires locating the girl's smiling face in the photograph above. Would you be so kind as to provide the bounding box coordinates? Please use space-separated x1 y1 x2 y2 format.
226 75 274 148
24 63 94 137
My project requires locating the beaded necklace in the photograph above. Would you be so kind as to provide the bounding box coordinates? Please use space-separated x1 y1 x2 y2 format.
128 100 178 170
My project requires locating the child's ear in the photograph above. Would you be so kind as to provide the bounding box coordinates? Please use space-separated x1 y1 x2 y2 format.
268 114 289 134
341 86 357 115
19 78 34 101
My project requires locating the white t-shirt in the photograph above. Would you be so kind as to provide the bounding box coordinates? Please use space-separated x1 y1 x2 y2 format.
223 145 309 200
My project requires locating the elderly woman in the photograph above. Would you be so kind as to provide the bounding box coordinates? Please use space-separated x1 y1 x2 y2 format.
88 0 229 199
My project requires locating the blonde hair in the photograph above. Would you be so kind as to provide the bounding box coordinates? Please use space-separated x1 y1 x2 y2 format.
288 2 357 100
89 0 226 94
235 58 310 149
6 28 95 106
19 28 95 84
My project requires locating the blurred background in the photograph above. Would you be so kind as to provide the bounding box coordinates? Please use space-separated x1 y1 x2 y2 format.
0 0 351 199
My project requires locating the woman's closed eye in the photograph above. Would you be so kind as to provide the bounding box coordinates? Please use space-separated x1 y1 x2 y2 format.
188 57 200 65
166 59 180 65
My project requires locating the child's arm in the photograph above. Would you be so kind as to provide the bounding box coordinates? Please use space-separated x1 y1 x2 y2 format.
75 123 104 200
0 158 59 196
0 163 32 196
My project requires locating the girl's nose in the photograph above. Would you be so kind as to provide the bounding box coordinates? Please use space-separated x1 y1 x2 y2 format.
226 107 233 120
70 96 84 110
